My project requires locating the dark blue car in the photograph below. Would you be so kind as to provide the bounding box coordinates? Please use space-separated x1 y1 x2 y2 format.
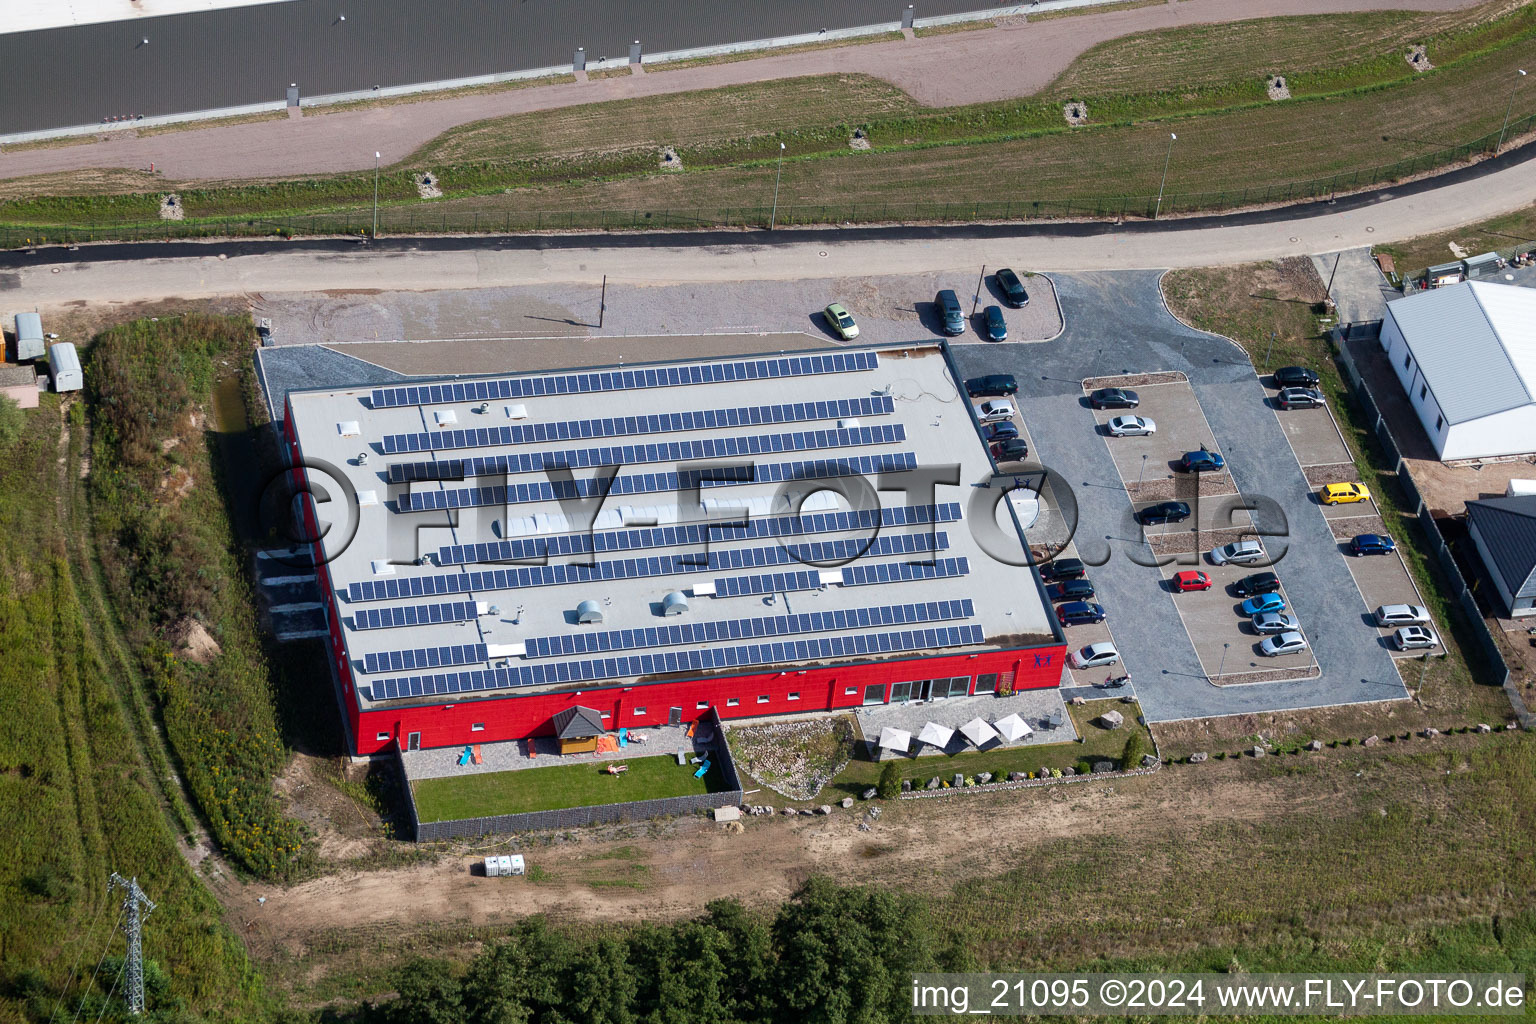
1055 601 1107 626
1178 449 1226 473
1138 501 1191 525
1047 579 1095 602
1350 533 1396 556
981 305 1008 342
995 268 1030 307
984 422 1020 442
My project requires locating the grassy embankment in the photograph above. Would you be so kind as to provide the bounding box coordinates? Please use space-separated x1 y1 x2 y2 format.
3 2 1535 237
411 755 730 822
1161 260 1512 732
0 391 261 1021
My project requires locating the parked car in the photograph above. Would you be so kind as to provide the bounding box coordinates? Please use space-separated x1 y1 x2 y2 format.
1251 610 1300 634
1040 557 1086 582
965 374 1017 397
1274 365 1320 388
1178 448 1226 473
1241 593 1287 616
1320 482 1371 505
935 289 966 335
977 399 1016 423
991 438 1030 462
1107 415 1156 437
1259 630 1309 656
1069 641 1119 669
1349 533 1396 556
1233 571 1281 597
823 302 859 340
1047 579 1096 602
1211 539 1265 566
1138 501 1191 525
1056 601 1107 626
1393 625 1441 650
1375 604 1431 627
984 422 1019 442
1278 386 1325 410
1090 387 1139 409
981 305 1008 342
1173 570 1212 592
995 268 1030 307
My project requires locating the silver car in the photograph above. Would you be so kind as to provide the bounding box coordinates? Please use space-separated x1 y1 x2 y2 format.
1251 611 1299 635
1393 626 1440 650
1259 631 1308 656
1212 539 1266 566
1106 415 1156 437
1375 604 1431 628
1069 641 1120 669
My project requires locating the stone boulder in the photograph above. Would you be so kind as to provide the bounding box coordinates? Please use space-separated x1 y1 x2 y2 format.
901 779 912 792
1092 760 1114 774
1007 771 1026 782
1364 735 1380 747
1098 709 1125 730
867 806 882 820
1476 723 1492 734
1305 740 1323 752
782 806 799 815
818 804 833 815
1250 745 1266 758
1188 751 1209 763
953 773 964 789
977 772 993 784
1070 695 1087 706
1061 766 1075 776
861 787 878 800
841 796 855 809
1423 728 1440 739
926 777 941 790
1141 753 1160 768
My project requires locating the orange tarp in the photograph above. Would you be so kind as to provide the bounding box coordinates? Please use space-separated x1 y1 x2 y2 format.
594 734 621 754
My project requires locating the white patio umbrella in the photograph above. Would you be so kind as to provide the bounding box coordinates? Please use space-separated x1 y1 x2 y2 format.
878 726 912 753
993 712 1033 743
959 717 1000 748
917 721 954 750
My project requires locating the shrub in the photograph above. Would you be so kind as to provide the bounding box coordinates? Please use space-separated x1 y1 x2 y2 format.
1120 730 1147 770
877 761 901 800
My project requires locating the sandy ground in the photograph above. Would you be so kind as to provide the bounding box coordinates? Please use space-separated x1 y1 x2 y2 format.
234 764 1303 955
0 0 1485 182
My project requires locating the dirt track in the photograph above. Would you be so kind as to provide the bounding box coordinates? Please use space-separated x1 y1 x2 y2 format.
0 0 1484 183
237 767 1300 954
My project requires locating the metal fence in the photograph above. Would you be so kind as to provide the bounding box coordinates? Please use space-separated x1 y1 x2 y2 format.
3 113 1533 248
1331 327 1530 726
403 709 744 841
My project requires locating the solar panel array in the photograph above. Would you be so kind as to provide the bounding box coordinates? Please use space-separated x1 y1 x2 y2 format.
352 600 479 631
399 452 919 512
712 556 971 598
524 599 974 660
361 642 488 675
436 502 964 567
380 396 894 456
367 623 985 699
386 424 905 484
369 352 879 410
347 532 948 603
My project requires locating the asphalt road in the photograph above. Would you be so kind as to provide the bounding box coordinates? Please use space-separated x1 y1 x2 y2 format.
949 271 1409 722
0 0 1007 134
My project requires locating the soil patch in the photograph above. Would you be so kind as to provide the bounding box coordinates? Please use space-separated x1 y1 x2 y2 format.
159 194 184 220
658 147 683 171
729 716 856 800
1063 101 1089 126
1084 371 1187 390
1267 75 1291 100
169 615 221 665
849 129 871 151
1126 473 1237 501
1406 44 1434 72
416 173 443 199
1304 462 1361 486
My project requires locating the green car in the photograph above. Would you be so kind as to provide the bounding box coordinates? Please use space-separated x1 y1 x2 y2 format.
823 302 859 340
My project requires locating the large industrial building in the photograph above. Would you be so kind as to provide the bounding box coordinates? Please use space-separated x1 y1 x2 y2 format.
283 343 1064 756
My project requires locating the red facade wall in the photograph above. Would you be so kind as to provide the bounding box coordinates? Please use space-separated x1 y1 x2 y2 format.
353 645 1064 754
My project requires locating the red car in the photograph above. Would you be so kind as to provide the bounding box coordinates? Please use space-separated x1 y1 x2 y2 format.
1173 570 1212 592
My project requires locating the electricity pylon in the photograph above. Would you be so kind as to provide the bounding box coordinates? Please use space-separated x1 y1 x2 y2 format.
108 873 156 1015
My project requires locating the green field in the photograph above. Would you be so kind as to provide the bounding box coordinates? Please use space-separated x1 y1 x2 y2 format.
411 754 729 822
3 1 1535 241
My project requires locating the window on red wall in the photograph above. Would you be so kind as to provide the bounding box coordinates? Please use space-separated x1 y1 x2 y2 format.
788 692 800 700
471 723 485 732
844 687 857 696
696 701 709 709
634 707 646 716
727 698 740 706
375 732 390 742
756 695 769 704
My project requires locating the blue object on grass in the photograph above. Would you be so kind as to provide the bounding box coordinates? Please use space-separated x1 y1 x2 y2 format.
694 759 711 779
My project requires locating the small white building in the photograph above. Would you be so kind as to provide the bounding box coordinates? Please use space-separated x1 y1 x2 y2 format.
1378 281 1536 461
13 312 44 362
48 342 83 392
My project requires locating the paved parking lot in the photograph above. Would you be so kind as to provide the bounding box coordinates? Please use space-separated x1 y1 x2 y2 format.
1088 377 1235 501
951 270 1409 723
1156 551 1315 682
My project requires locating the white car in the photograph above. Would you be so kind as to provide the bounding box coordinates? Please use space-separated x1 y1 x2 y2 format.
977 399 1017 424
1393 626 1440 650
1069 641 1120 669
1375 604 1431 628
1211 539 1266 566
1259 631 1309 657
1106 415 1156 437
1250 611 1299 635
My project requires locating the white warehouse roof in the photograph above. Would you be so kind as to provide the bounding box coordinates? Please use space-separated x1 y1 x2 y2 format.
1386 281 1536 425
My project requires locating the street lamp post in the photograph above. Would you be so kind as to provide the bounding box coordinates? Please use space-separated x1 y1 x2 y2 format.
371 151 381 240
1138 454 1148 489
1153 132 1177 219
769 142 786 230
1497 69 1528 155
1217 641 1230 681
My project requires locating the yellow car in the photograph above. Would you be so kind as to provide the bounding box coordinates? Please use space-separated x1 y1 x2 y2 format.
1320 482 1371 505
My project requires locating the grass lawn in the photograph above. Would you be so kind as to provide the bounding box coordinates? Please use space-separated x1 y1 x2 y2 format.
820 700 1152 800
1160 260 1513 743
411 754 729 822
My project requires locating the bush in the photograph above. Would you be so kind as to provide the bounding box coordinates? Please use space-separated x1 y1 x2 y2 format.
1120 730 1147 770
877 761 901 800
1075 759 1094 776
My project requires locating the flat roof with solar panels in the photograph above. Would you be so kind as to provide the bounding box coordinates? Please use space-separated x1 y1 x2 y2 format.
285 344 1056 711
